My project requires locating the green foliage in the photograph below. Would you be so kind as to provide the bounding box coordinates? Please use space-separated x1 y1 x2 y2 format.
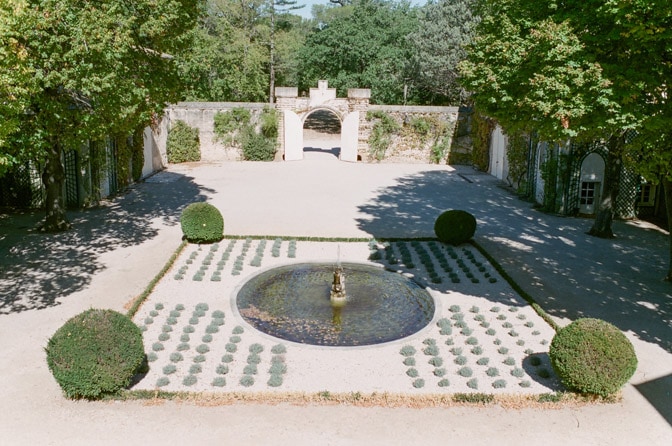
240 375 255 387
460 2 628 143
180 202 224 244
213 108 252 146
468 111 493 170
177 1 270 102
458 367 473 377
298 0 420 105
410 117 432 137
400 345 416 357
506 130 530 193
0 0 200 230
271 344 287 355
366 111 400 161
167 120 201 164
492 379 507 389
453 392 494 404
259 107 278 139
268 374 283 387
241 126 276 161
45 309 145 400
407 0 478 105
214 107 277 161
550 318 637 397
434 210 477 245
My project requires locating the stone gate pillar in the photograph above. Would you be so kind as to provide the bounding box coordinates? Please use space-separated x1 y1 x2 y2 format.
347 89 371 161
275 87 298 161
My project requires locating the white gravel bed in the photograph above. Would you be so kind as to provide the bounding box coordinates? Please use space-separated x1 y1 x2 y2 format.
132 239 561 395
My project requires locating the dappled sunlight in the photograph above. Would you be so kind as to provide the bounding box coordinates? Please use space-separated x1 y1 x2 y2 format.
487 236 534 252
0 170 207 314
355 166 672 354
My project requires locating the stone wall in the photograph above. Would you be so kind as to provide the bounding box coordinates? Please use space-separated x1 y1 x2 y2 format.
161 102 270 162
363 105 461 164
157 101 468 164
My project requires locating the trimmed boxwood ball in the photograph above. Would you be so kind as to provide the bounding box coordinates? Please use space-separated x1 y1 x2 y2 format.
434 210 477 245
180 202 224 243
550 318 637 397
45 309 145 400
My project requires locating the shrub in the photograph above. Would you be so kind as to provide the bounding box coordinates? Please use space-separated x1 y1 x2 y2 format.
45 309 145 400
400 345 416 357
167 120 200 163
213 108 251 146
180 202 224 243
434 210 477 245
550 318 637 397
241 126 276 161
260 107 278 139
271 344 287 355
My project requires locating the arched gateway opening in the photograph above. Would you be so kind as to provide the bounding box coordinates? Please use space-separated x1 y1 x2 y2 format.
303 109 342 159
275 80 370 162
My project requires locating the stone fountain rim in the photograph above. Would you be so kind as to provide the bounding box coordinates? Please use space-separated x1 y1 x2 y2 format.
229 259 443 350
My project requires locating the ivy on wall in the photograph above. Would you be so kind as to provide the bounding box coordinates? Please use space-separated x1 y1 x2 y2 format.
213 107 278 161
131 126 145 181
505 130 529 193
470 110 494 170
366 110 401 161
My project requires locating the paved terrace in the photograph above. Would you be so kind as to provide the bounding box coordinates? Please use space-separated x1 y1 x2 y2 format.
0 157 670 445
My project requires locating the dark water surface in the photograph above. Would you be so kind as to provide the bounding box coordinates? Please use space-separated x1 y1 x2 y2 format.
236 263 435 346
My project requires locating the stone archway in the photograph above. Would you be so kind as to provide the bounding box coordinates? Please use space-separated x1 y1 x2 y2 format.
303 109 342 158
275 80 370 162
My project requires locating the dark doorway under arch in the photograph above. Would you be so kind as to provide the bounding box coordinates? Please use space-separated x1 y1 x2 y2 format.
303 109 342 159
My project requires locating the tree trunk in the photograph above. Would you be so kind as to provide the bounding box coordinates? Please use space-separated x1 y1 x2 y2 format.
588 136 623 239
269 1 275 105
663 177 672 281
41 141 71 232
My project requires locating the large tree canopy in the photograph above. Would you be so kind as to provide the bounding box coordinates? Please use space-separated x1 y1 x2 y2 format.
0 0 200 231
407 0 479 105
461 0 672 278
298 0 419 104
459 0 645 239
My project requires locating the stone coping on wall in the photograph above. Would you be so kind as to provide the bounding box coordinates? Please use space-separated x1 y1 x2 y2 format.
173 102 272 110
369 104 460 113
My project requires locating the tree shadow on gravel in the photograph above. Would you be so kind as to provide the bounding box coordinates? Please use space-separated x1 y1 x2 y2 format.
0 170 211 314
356 167 672 354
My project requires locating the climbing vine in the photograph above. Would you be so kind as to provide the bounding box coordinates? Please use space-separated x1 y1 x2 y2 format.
506 130 529 193
213 107 277 161
367 110 401 161
213 108 252 147
131 126 144 181
470 110 495 170
539 147 570 213
115 133 132 189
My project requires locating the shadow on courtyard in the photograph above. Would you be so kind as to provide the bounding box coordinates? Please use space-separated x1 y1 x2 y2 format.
635 374 672 426
356 168 672 355
0 171 210 314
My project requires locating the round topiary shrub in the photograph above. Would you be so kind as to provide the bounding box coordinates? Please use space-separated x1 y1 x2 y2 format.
434 210 477 245
550 318 637 397
180 202 224 243
45 309 145 400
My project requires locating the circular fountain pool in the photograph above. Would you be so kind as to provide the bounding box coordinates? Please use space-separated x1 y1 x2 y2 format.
235 263 435 346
